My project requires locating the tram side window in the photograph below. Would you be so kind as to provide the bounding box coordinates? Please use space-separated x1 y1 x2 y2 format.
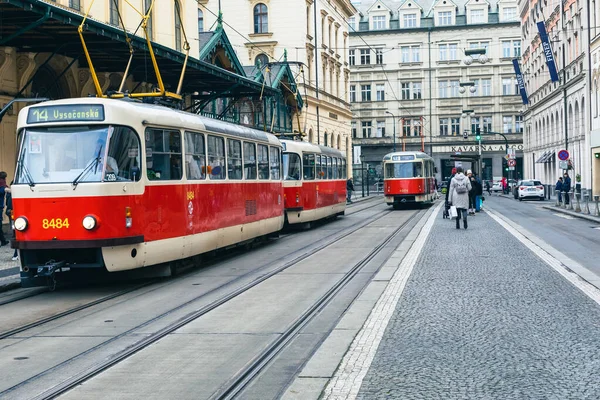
414 162 423 178
329 157 335 179
316 155 322 179
270 147 281 180
184 131 206 180
227 139 243 180
342 159 346 179
207 135 226 180
331 158 337 179
258 144 270 179
303 153 315 180
145 128 182 180
244 142 257 179
283 153 301 180
337 158 343 179
105 126 142 182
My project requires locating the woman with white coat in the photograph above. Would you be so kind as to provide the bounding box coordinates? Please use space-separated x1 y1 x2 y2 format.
448 167 472 230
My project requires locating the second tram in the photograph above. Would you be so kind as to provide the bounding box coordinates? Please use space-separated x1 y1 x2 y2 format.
383 151 436 208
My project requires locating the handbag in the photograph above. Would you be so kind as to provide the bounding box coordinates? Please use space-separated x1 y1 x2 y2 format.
450 206 458 218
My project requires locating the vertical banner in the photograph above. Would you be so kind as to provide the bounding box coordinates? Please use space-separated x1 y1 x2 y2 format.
512 59 529 105
536 21 560 82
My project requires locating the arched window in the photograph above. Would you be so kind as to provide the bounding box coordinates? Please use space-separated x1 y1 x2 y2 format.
308 129 314 143
255 53 269 67
254 3 268 34
324 132 328 147
174 0 182 51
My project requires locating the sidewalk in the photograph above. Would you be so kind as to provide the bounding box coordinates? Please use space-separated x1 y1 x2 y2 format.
497 192 600 224
293 202 600 399
0 225 20 291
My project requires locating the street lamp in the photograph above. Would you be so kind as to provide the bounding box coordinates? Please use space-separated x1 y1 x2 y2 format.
458 81 476 94
463 48 489 65
385 110 397 152
359 153 365 197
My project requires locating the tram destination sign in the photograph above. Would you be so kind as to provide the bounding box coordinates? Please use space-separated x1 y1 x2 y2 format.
27 104 105 124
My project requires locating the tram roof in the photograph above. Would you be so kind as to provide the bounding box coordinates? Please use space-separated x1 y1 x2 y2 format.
18 97 281 145
280 139 345 158
383 151 434 161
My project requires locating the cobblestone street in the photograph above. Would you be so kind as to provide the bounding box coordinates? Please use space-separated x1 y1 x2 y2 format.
355 208 600 399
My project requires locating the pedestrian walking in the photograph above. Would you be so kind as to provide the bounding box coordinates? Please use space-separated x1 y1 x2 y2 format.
563 172 571 205
448 167 472 229
0 171 10 246
467 170 476 215
473 173 483 212
485 180 491 196
445 167 457 204
555 177 563 204
501 176 508 194
5 181 17 260
346 178 355 204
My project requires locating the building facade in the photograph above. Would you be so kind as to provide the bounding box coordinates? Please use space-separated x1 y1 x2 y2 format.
519 0 590 190
200 0 356 166
349 0 523 183
589 1 600 196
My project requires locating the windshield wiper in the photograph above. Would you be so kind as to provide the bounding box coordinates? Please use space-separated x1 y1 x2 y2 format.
72 145 102 189
17 158 35 188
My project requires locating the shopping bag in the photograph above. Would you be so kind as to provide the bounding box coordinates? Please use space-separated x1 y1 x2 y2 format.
450 206 458 218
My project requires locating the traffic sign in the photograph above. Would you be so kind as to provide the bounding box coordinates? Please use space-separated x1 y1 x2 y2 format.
504 155 511 161
559 160 568 169
509 166 515 170
508 159 516 167
558 149 570 161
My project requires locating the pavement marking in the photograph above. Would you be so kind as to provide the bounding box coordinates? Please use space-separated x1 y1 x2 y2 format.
553 213 576 220
321 202 442 400
487 208 600 306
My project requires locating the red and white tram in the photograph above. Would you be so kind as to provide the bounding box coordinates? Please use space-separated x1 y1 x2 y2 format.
281 140 347 225
383 151 436 209
11 97 285 286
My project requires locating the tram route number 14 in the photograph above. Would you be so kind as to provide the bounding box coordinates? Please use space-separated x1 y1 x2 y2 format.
42 218 70 229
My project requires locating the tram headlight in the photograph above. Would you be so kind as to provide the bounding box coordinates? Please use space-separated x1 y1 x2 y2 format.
82 215 98 230
14 217 28 232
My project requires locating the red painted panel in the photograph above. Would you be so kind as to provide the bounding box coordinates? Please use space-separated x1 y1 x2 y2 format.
384 179 427 196
13 182 283 243
283 180 346 212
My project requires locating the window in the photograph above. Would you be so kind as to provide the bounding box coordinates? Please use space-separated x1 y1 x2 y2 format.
412 46 420 62
515 115 524 133
146 128 182 180
413 119 422 137
439 80 448 98
513 40 521 57
376 84 385 101
403 13 417 28
362 121 372 137
439 44 458 61
471 117 480 133
482 79 491 95
348 16 356 31
283 153 301 180
303 153 315 180
207 135 226 180
361 84 371 101
502 40 521 57
400 46 420 63
451 118 461 135
270 147 281 180
372 15 386 30
69 0 80 10
360 49 370 64
401 47 410 63
401 82 411 100
349 49 355 66
469 41 489 50
227 139 242 180
437 11 452 26
254 3 268 34
243 142 257 179
185 132 206 180
470 9 485 24
327 156 333 179
385 163 424 179
337 158 343 179
110 0 120 26
440 118 449 135
255 53 269 67
350 85 356 102
174 0 182 51
502 41 511 58
450 80 459 97
198 9 204 33
258 144 269 179
351 122 357 138
376 121 385 137
316 156 324 179
482 116 492 132
503 7 517 21
412 82 422 99
502 78 512 95
503 116 514 133
375 48 384 64
403 119 411 136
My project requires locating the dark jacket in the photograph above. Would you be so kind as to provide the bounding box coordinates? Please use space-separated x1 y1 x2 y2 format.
5 191 12 218
555 180 563 192
346 179 355 191
563 176 571 191
445 174 455 202
0 178 7 209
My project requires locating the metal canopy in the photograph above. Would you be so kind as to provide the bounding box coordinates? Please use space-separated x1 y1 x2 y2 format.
0 0 279 98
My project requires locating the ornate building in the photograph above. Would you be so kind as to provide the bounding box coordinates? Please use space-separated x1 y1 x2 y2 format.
349 0 523 182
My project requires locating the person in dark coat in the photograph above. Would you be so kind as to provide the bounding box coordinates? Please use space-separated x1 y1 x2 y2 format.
346 178 355 204
0 171 9 246
555 177 563 203
563 173 571 205
445 167 457 204
5 182 17 260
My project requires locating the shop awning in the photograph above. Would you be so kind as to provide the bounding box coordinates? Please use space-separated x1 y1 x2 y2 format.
542 151 556 163
535 151 550 163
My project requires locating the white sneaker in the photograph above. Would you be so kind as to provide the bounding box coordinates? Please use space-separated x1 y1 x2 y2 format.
12 256 18 261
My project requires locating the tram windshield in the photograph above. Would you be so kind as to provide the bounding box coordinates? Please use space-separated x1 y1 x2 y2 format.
385 162 423 179
15 125 142 185
283 153 301 180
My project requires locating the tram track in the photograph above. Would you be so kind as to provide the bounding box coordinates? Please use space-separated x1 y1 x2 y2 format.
1 204 394 400
0 199 382 344
212 209 423 400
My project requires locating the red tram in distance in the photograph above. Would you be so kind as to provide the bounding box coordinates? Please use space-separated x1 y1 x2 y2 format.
11 97 285 287
281 140 347 226
383 151 436 209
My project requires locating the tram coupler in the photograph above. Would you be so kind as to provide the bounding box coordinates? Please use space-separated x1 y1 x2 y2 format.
20 260 66 288
36 260 66 278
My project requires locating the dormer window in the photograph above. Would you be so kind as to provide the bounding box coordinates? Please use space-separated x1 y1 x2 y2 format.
470 9 486 24
372 15 386 30
403 13 417 28
437 11 452 26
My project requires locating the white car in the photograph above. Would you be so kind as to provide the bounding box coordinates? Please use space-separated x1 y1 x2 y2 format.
516 179 544 201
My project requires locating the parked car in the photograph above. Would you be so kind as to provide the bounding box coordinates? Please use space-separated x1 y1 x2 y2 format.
491 181 503 192
515 179 544 201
